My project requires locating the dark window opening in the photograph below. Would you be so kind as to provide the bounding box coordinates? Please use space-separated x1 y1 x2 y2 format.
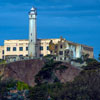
13 47 16 51
7 47 10 51
40 54 43 57
59 51 63 55
26 47 28 51
55 45 58 49
19 55 23 57
60 45 63 49
64 57 66 60
40 46 43 50
2 50 4 54
47 46 49 50
19 47 23 51
60 57 62 60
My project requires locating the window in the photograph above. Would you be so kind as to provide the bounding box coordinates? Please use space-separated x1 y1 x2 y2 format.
40 54 43 57
60 45 63 49
26 47 28 51
40 46 43 50
19 55 23 57
54 57 56 60
47 46 49 50
60 57 62 60
19 47 23 51
55 45 58 49
7 47 10 51
2 56 4 59
59 51 63 55
13 47 16 51
64 57 66 60
2 50 4 54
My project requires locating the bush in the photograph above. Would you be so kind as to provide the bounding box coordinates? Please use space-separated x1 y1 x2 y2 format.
29 85 48 100
17 81 30 91
28 83 63 100
0 59 6 65
35 59 60 85
82 60 100 70
72 58 84 64
0 79 17 99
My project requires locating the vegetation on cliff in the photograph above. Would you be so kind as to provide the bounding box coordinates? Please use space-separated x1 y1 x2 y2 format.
0 59 6 65
0 78 30 100
35 59 63 85
29 59 100 100
0 56 100 100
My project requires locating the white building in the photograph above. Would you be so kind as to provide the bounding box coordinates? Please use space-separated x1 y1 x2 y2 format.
0 7 94 62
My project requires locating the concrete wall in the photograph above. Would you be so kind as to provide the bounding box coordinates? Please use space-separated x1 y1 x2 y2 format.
3 39 60 59
4 40 28 57
37 39 60 57
76 45 82 58
82 45 94 58
0 39 93 60
0 46 4 59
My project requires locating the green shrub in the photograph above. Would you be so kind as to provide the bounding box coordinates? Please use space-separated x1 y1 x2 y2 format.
17 81 30 91
35 59 57 85
28 83 63 100
72 58 84 64
0 59 6 65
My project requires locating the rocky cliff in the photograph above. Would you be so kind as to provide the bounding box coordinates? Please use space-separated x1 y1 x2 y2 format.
0 59 81 86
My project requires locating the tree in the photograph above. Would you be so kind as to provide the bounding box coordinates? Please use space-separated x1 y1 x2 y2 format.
29 85 48 100
98 53 100 61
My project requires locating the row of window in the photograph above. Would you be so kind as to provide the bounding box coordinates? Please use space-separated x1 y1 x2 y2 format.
6 46 49 51
40 46 49 50
39 45 63 51
7 47 28 51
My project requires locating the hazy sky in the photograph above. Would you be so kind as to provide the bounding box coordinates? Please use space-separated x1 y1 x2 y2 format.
0 0 100 58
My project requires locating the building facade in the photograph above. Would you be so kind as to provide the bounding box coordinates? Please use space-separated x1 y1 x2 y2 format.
0 7 94 61
0 38 93 61
49 38 93 61
0 38 60 60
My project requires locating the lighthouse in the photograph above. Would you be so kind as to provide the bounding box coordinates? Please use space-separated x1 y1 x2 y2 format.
28 7 37 58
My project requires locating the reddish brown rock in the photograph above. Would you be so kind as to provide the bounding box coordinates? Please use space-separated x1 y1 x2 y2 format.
0 60 81 86
55 63 81 83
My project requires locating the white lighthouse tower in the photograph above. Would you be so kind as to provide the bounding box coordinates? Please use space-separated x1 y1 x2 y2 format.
28 7 37 58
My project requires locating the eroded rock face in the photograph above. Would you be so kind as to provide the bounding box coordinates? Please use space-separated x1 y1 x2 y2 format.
0 59 44 86
55 63 81 83
0 60 81 86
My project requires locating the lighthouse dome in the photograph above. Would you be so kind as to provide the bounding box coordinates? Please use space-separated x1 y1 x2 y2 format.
29 6 37 15
31 7 36 11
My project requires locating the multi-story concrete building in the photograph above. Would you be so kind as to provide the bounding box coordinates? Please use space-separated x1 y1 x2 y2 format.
0 38 93 61
49 38 93 61
0 38 60 59
0 7 94 61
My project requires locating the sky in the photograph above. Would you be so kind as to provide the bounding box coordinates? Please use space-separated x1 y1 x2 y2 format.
0 0 100 58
